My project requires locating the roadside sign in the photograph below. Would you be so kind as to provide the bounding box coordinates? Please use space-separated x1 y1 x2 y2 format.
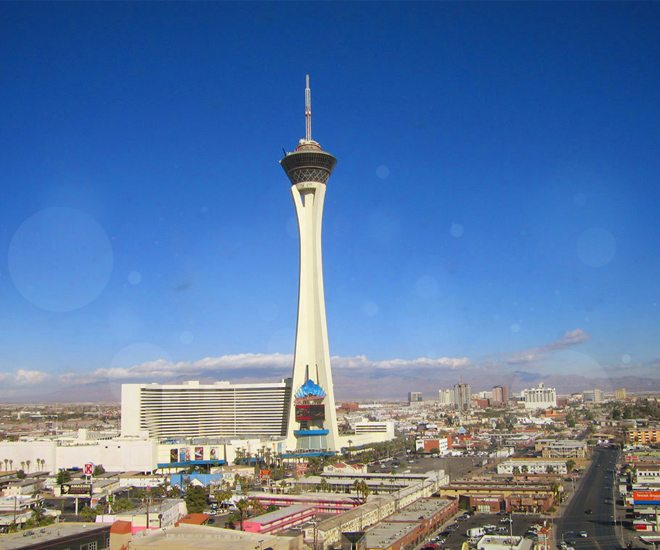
84 463 94 476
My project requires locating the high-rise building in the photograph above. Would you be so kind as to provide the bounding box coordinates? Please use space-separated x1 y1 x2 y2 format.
281 76 339 453
615 388 627 401
583 388 604 404
409 391 423 403
491 385 509 405
121 380 292 439
453 383 471 412
438 389 454 406
521 383 557 410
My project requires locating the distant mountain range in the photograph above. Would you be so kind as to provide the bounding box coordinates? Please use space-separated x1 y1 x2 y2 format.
4 371 659 404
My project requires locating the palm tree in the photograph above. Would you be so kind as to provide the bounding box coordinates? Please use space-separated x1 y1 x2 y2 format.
9 459 13 471
213 482 233 509
236 498 250 530
20 461 26 472
26 460 31 473
347 439 353 459
3 459 8 471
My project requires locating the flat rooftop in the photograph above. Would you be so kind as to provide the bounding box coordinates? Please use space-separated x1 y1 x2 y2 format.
0 522 110 549
386 498 453 522
366 520 419 549
127 524 293 549
247 503 313 524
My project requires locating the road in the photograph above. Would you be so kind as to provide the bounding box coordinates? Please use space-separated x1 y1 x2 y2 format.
556 447 621 550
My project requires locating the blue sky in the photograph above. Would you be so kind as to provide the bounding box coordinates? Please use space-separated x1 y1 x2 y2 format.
0 2 659 400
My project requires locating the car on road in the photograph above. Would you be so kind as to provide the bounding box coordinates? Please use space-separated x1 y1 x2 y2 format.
584 508 593 514
578 531 588 538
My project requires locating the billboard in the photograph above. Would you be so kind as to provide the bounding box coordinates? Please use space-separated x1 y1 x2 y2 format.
61 483 92 496
195 447 204 461
295 404 325 422
170 449 178 463
210 447 218 461
633 490 660 505
633 490 660 504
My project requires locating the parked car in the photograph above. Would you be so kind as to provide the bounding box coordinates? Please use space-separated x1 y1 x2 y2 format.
578 531 588 538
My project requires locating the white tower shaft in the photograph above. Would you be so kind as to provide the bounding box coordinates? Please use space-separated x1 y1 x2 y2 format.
280 75 339 454
286 181 339 451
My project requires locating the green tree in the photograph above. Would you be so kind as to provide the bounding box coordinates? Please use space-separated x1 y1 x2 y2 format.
93 464 106 476
546 465 555 474
353 480 371 503
79 505 97 522
185 485 208 513
566 460 576 472
213 483 233 509
56 469 72 484
16 469 26 479
319 478 330 493
113 498 134 512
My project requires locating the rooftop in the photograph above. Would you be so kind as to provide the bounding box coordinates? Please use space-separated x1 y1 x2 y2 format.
247 503 313 524
366 520 420 549
126 524 293 550
0 522 110 549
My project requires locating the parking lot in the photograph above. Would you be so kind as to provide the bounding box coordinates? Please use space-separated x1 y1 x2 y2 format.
370 455 483 480
421 512 545 550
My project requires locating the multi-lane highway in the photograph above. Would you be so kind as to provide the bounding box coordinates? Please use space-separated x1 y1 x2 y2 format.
556 446 621 550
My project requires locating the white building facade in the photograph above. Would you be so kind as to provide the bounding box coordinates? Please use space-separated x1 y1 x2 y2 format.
521 383 557 410
121 380 291 440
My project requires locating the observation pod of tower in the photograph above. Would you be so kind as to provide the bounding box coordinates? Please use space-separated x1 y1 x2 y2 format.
280 75 339 455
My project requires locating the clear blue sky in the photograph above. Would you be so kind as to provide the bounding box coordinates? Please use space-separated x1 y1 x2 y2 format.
0 2 659 400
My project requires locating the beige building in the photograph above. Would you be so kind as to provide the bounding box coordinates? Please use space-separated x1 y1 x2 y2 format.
497 458 568 475
615 388 627 400
535 439 587 459
626 426 660 445
127 524 300 550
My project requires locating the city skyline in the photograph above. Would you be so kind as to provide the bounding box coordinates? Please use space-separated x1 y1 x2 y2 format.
1 3 659 401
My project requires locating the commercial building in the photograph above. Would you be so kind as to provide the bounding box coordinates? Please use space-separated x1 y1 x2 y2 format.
583 388 604 403
0 522 111 550
616 388 628 400
438 389 453 406
121 380 291 440
627 426 660 445
352 421 396 445
453 383 471 412
363 498 458 550
536 439 587 459
491 385 509 405
408 392 423 404
416 437 450 455
0 430 158 474
126 524 300 550
496 458 568 475
521 383 557 410
243 503 315 534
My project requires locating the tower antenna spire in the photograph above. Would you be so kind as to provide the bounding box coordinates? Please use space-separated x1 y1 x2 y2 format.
305 74 312 141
